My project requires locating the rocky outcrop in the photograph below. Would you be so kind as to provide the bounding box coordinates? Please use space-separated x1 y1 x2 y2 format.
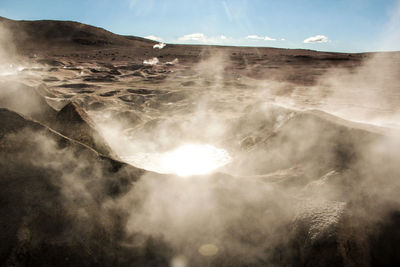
0 108 154 267
0 82 114 156
54 102 113 156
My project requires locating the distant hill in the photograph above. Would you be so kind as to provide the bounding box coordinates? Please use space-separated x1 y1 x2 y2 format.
0 16 155 49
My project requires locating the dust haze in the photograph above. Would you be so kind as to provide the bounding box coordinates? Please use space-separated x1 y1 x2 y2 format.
0 11 400 267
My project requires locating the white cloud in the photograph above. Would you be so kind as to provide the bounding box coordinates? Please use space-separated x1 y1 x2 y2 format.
178 33 230 44
303 35 328 43
246 35 264 40
144 35 163 42
246 35 276 41
179 33 207 42
264 36 276 41
281 38 286 41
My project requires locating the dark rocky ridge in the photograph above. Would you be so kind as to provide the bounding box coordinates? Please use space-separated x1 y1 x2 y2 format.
0 108 152 267
0 16 155 48
0 82 113 157
55 102 113 156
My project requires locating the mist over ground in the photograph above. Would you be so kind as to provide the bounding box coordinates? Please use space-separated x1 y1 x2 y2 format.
0 15 400 267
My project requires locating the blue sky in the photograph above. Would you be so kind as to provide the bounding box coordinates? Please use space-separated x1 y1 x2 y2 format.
1 0 399 52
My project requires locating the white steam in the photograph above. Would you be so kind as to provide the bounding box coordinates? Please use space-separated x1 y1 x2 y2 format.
143 57 159 65
153 42 166 49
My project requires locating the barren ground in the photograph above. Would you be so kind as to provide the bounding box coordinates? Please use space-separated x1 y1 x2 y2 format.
1 17 400 267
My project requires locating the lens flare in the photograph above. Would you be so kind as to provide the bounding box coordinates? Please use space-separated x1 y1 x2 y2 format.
198 244 219 256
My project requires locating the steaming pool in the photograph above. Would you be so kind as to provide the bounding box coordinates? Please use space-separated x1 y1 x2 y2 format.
121 143 232 177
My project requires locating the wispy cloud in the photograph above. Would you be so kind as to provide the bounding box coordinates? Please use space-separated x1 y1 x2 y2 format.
246 35 276 41
303 35 328 43
179 33 207 42
144 35 163 42
178 33 230 44
222 1 233 21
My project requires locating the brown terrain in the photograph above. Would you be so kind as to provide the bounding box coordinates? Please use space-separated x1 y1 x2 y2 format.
0 16 400 267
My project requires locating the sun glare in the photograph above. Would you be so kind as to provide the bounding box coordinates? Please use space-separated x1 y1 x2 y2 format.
161 144 231 177
122 144 232 177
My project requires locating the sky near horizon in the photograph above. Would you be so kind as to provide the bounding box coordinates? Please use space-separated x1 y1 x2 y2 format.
0 0 399 53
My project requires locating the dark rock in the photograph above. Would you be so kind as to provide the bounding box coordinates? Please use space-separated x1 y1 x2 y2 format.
100 90 120 97
58 83 97 89
36 59 64 66
127 88 161 95
83 75 115 82
55 102 113 156
42 76 60 82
